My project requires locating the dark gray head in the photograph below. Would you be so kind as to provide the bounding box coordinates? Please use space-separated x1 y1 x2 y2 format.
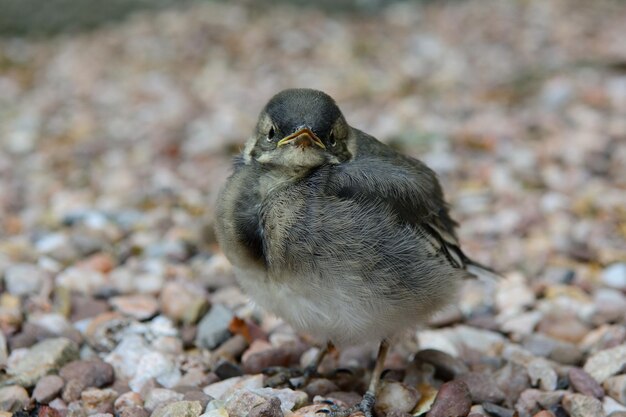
245 89 352 169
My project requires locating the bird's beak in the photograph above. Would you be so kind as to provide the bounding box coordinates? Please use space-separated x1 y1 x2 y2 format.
276 127 326 149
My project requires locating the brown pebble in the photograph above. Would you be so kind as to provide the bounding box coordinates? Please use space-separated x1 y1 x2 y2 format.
242 341 307 374
33 375 65 403
59 359 115 390
455 371 506 404
426 380 471 417
120 406 149 417
533 411 556 417
415 349 469 381
568 368 604 399
249 397 284 417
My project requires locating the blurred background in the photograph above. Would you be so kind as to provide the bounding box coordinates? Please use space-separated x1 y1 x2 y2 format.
1 0 626 415
1 0 624 272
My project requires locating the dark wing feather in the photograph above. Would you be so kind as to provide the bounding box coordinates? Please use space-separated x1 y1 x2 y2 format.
328 130 486 273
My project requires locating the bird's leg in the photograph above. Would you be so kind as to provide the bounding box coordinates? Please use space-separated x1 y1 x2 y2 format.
292 340 334 388
318 339 390 417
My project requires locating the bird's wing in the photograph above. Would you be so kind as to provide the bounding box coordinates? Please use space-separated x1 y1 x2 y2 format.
328 131 487 273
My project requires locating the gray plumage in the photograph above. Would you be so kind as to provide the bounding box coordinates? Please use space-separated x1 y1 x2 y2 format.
216 88 481 347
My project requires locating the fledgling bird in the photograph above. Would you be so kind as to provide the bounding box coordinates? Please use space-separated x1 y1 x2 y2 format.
216 88 488 416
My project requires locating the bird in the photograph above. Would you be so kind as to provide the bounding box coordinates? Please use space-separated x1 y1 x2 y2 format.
215 88 491 416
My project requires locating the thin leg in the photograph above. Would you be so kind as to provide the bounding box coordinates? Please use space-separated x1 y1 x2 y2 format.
318 339 390 417
293 340 334 388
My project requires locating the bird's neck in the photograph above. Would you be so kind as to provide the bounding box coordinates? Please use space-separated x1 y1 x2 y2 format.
257 164 317 198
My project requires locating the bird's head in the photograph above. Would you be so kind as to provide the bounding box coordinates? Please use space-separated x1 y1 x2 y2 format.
244 89 352 170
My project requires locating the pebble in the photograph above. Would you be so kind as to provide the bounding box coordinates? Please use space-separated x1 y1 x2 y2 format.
568 368 604 399
482 402 515 417
203 375 265 400
495 362 530 407
425 380 471 417
114 392 144 412
7 337 79 387
455 371 506 403
33 375 65 403
249 397 283 417
242 341 307 374
250 388 308 412
183 391 212 409
144 388 184 412
583 344 626 383
195 304 234 350
522 333 583 365
159 281 209 325
536 313 590 344
56 266 108 295
59 359 115 391
151 400 203 417
603 396 626 415
3 263 46 296
603 374 626 404
129 351 181 392
527 358 558 391
414 349 469 380
0 331 7 367
81 388 117 414
0 385 30 412
375 381 421 415
110 295 159 320
602 263 626 289
562 393 604 417
224 390 267 417
121 407 150 417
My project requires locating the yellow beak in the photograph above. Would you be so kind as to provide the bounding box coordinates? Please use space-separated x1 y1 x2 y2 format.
276 127 326 149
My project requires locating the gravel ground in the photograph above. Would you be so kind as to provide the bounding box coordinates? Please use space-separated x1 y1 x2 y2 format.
1 1 626 416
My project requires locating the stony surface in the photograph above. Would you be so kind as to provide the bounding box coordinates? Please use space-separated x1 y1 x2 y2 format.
0 0 625 415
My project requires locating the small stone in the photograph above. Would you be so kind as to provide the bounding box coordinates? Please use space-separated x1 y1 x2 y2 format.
604 374 626 404
604 396 626 415
182 391 212 409
568 368 604 399
3 263 46 296
160 282 209 325
214 360 243 380
584 344 626 383
482 402 515 417
414 349 469 380
602 263 626 289
59 359 115 390
114 392 143 413
426 380 471 417
537 313 590 343
7 337 79 387
121 407 150 417
291 404 328 417
0 385 30 412
527 358 558 391
110 295 159 320
195 304 234 350
249 397 283 417
375 381 421 415
522 333 583 365
224 390 266 417
56 266 107 295
33 375 65 403
303 378 339 397
203 375 264 400
242 341 307 374
251 388 308 412
562 393 603 417
495 362 530 407
532 411 555 417
150 400 202 417
144 389 184 412
81 388 117 414
0 331 7 367
455 372 506 403
129 351 181 392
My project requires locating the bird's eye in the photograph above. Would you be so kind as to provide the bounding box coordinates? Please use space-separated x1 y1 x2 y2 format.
329 132 337 147
267 126 275 142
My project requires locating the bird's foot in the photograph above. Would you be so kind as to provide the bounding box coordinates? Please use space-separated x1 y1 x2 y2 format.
317 392 376 417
